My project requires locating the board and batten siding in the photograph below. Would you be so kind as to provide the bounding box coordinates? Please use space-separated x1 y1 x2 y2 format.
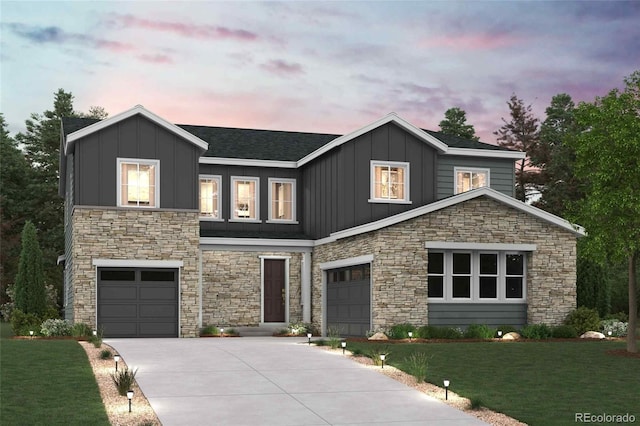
197 164 304 235
303 122 438 239
73 115 200 210
436 155 516 199
428 303 527 328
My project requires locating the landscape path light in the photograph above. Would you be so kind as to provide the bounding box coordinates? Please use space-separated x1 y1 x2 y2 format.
607 331 612 338
114 354 120 372
380 354 386 369
93 330 97 337
29 330 34 339
443 379 450 400
307 333 312 345
341 340 346 355
220 328 224 337
127 390 134 413
497 330 503 338
408 331 413 342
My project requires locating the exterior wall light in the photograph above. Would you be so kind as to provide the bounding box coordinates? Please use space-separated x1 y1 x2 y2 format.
380 354 386 369
114 354 120 372
127 389 134 412
341 340 346 354
443 379 450 400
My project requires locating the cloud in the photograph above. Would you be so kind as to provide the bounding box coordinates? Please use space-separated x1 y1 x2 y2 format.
106 14 258 41
260 59 304 77
419 32 520 51
4 23 133 52
137 53 173 64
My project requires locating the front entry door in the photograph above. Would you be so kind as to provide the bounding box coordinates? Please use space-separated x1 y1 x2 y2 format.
264 259 286 322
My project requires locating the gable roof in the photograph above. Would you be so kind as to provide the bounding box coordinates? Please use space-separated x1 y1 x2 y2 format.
62 105 209 154
315 187 584 245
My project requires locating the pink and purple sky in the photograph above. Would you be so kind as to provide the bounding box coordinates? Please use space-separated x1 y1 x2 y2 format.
1 1 638 143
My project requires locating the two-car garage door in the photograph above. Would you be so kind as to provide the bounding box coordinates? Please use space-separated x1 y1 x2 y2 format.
97 268 178 338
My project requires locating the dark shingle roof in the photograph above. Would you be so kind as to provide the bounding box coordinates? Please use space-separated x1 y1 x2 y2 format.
62 116 517 161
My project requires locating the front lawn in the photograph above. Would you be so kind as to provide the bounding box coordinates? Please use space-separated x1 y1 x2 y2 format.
347 340 639 426
0 322 110 426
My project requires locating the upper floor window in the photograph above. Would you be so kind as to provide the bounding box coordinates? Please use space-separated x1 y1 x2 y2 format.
370 161 410 203
268 178 296 223
428 251 526 302
200 175 221 220
117 158 159 208
231 177 259 221
454 168 489 194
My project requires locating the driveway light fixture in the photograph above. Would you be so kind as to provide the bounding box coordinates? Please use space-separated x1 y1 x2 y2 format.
607 331 612 337
380 354 386 369
93 330 97 337
220 328 224 337
408 331 413 342
341 340 346 354
114 354 120 372
497 330 503 338
307 333 312 345
127 390 134 412
29 330 34 339
444 380 450 400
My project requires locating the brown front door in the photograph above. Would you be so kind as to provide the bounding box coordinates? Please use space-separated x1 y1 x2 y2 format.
264 259 285 322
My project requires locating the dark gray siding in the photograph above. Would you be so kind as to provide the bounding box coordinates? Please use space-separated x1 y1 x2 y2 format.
63 153 74 321
73 115 200 209
303 123 438 239
198 164 304 235
428 303 527 328
437 155 515 199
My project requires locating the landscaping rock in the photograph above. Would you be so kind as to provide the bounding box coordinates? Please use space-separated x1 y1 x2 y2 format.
580 331 605 339
368 332 389 340
502 332 521 340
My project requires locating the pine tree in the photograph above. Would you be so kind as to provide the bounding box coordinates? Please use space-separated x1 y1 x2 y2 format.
14 221 47 316
438 107 480 141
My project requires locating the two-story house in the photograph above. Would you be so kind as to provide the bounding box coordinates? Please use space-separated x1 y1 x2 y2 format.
59 105 582 338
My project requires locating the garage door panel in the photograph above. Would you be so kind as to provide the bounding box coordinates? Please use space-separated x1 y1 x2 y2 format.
102 322 138 337
140 286 177 301
100 286 137 300
139 304 178 317
100 304 137 318
140 322 178 336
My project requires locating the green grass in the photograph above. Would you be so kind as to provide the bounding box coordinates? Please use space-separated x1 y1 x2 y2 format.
0 322 110 426
347 340 639 425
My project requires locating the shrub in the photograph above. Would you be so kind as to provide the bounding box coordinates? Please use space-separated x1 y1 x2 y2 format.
405 352 430 383
416 325 437 339
71 322 93 338
520 324 552 339
469 396 484 410
552 325 578 338
464 324 495 339
10 309 42 336
14 222 47 317
601 319 628 337
327 326 342 349
434 326 464 339
100 349 113 359
288 321 314 336
200 325 220 336
40 318 72 337
368 346 390 366
564 307 601 335
604 312 629 323
388 323 416 339
111 367 138 396
224 328 239 336
350 347 364 356
89 328 104 348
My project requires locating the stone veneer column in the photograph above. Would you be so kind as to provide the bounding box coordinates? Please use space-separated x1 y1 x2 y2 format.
71 207 201 337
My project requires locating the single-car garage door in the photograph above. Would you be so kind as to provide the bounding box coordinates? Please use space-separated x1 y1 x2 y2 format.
326 264 371 337
98 268 178 338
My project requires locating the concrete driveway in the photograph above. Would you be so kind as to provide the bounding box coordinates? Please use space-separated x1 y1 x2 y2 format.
107 337 486 426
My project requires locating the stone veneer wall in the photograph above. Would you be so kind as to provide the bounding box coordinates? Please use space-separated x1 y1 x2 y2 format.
201 251 302 327
71 207 201 337
312 196 577 333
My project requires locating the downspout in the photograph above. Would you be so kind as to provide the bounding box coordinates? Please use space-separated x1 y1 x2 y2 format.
301 251 311 323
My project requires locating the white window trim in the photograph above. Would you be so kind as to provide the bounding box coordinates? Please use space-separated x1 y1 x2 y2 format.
267 178 298 224
116 158 160 208
199 175 223 221
428 250 526 303
369 160 411 204
230 176 260 222
453 167 490 195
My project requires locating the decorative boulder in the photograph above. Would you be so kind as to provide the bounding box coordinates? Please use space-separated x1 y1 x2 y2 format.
502 332 521 340
368 332 389 340
580 331 605 339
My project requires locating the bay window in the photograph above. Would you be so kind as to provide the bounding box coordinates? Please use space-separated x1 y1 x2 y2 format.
117 158 159 208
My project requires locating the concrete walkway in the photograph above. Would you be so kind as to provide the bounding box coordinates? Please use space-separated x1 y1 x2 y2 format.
107 337 486 426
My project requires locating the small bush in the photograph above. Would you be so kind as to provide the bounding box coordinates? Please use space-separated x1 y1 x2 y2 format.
89 328 104 348
405 352 430 383
469 396 484 410
9 309 42 336
434 326 464 339
565 307 601 335
200 325 220 336
520 324 552 339
416 325 436 339
71 322 93 338
464 324 495 339
100 349 113 359
387 323 416 339
368 346 390 366
313 338 327 346
350 347 364 356
552 325 578 338
601 319 628 337
327 326 342 349
40 318 72 337
287 321 314 336
111 367 138 396
604 312 629 323
224 328 239 336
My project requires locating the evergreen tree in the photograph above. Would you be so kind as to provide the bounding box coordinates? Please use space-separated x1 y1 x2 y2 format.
494 94 540 202
14 221 47 316
438 107 480 141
